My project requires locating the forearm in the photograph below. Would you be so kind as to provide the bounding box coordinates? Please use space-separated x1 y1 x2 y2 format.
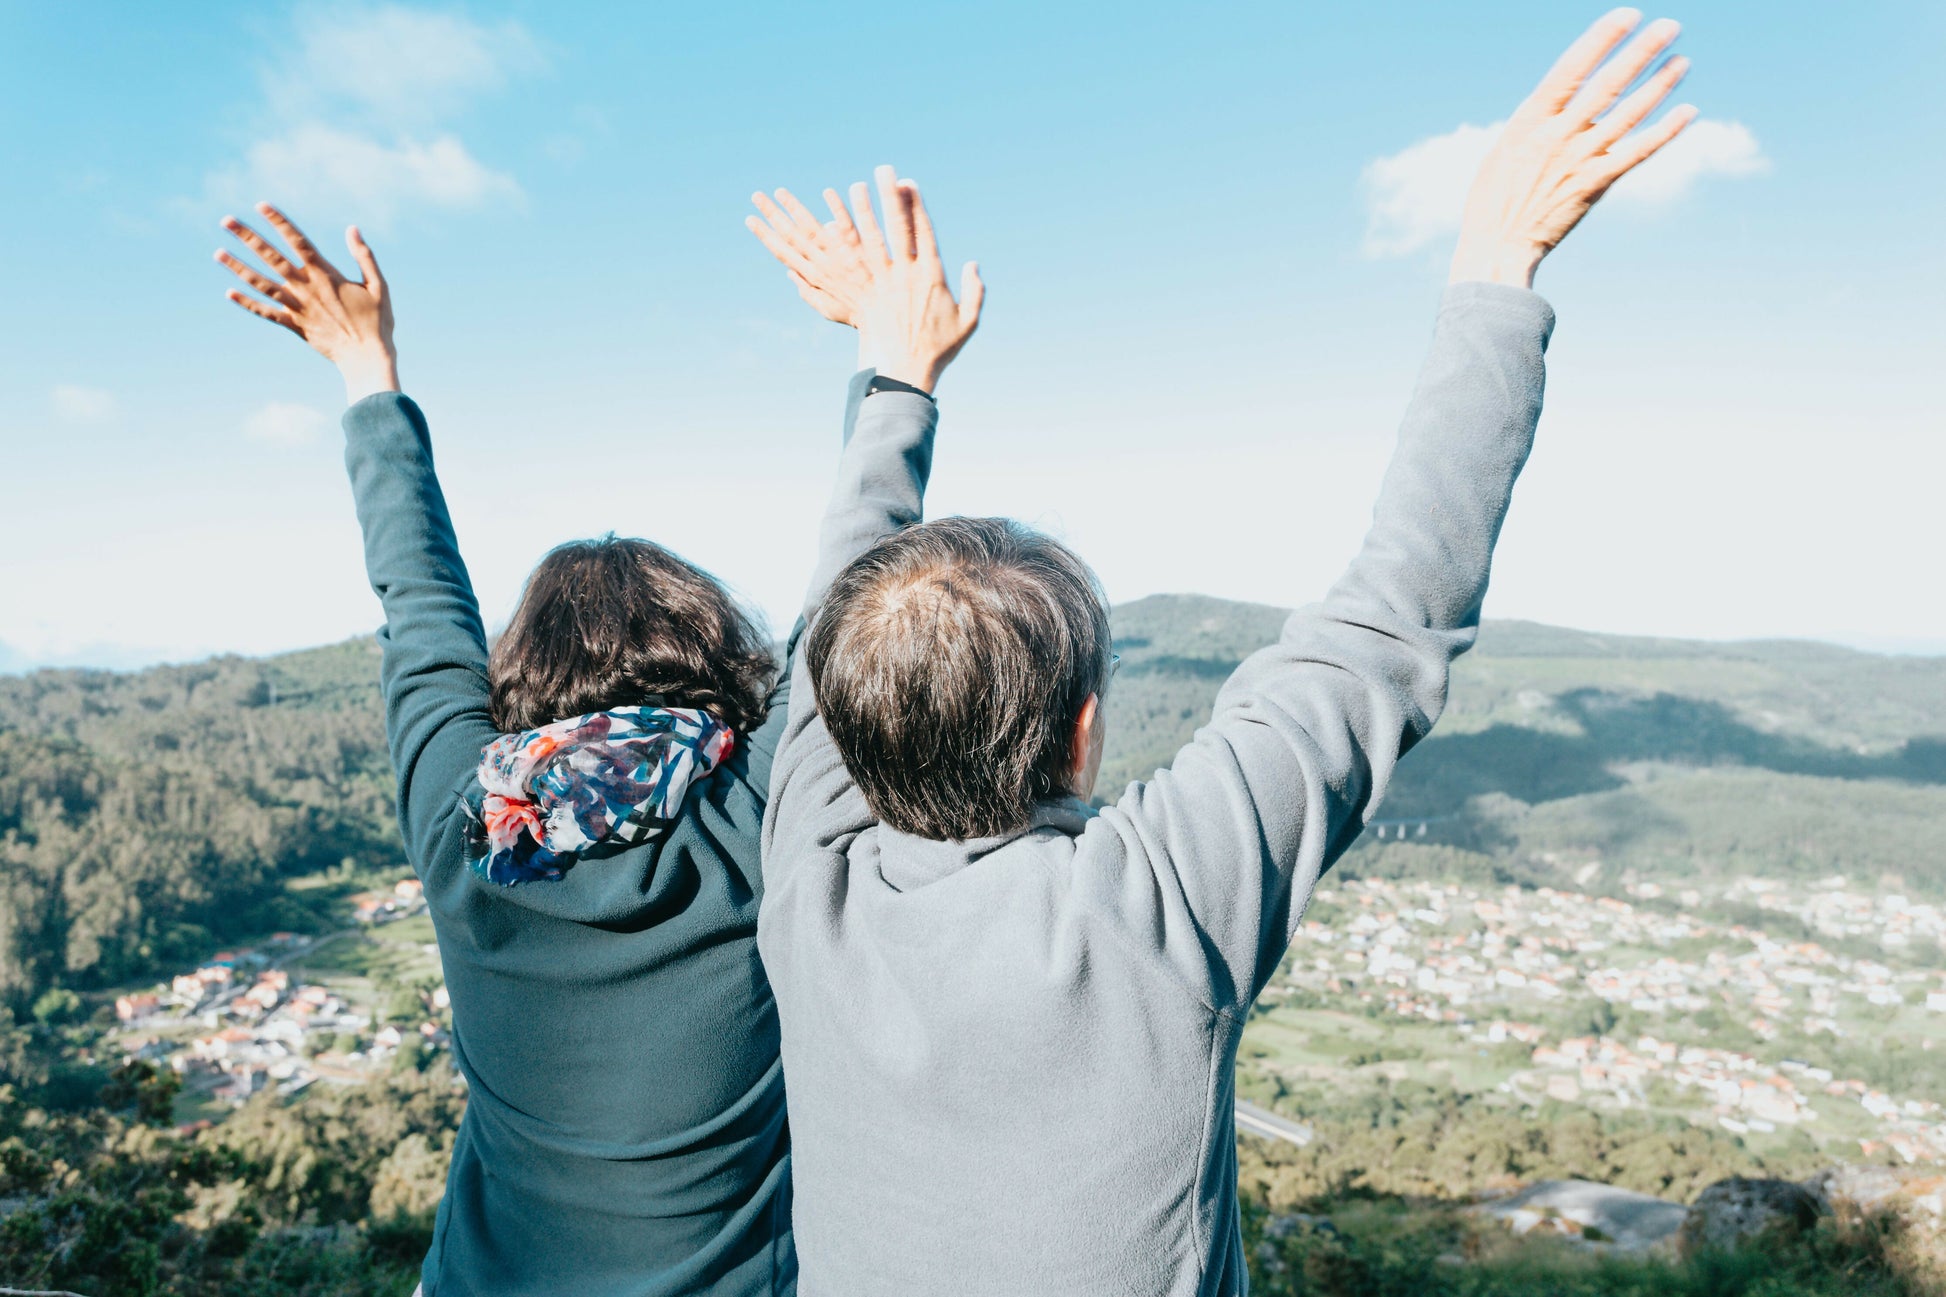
766 372 940 832
798 377 938 622
345 394 485 643
1212 282 1555 856
1316 282 1552 644
343 394 495 845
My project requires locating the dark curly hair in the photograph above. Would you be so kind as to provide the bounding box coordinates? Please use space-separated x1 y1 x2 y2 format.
487 535 776 736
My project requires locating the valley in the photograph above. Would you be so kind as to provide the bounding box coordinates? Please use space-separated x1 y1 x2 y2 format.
3 595 1942 1294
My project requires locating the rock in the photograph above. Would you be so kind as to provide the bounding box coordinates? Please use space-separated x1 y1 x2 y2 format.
1906 1176 1946 1220
1477 1179 1688 1252
1803 1164 1905 1212
1264 1212 1342 1241
1677 1176 1825 1259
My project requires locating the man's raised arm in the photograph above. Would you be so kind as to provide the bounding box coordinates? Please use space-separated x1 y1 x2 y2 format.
748 165 984 622
743 167 984 828
1102 9 1698 1010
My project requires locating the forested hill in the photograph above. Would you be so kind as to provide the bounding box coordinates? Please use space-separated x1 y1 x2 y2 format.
1102 595 1946 901
0 640 397 1005
3 599 1943 1009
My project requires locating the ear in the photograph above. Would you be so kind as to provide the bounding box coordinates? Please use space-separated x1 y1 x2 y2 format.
1068 693 1100 791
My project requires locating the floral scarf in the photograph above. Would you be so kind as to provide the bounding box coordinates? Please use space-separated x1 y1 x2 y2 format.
469 706 735 885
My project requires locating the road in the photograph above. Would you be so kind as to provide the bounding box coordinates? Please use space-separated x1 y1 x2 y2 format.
1235 1099 1313 1147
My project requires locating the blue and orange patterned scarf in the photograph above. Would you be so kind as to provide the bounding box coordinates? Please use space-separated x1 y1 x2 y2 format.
469 707 735 885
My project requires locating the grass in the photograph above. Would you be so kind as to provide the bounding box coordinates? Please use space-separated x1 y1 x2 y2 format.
285 915 441 987
1241 1005 1522 1095
1244 1196 1946 1297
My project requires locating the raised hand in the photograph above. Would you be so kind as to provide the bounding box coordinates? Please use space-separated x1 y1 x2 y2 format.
216 203 399 403
1451 8 1696 287
748 165 983 393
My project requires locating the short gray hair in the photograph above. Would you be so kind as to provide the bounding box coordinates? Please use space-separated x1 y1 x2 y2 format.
807 517 1112 840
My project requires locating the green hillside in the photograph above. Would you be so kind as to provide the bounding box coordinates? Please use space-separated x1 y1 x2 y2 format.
0 640 398 1004
1101 595 1946 897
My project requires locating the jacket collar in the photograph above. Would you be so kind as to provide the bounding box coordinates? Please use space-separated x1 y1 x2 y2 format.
874 797 1097 892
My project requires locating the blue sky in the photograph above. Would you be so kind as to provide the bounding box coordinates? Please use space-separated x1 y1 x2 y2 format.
0 0 1941 670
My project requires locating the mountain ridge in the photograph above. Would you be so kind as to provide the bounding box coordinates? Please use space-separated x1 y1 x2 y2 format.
2 594 1940 1010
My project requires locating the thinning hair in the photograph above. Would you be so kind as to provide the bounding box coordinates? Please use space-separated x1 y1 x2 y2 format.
807 517 1112 840
489 535 775 735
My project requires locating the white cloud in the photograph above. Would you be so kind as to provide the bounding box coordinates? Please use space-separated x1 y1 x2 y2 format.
245 402 332 447
204 5 540 226
216 125 519 226
1360 121 1503 258
1362 117 1770 258
1608 119 1770 207
274 6 542 130
50 385 117 424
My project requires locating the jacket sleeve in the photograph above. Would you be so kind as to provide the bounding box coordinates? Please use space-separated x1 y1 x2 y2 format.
761 372 937 861
342 393 499 872
1093 282 1555 1012
738 369 880 791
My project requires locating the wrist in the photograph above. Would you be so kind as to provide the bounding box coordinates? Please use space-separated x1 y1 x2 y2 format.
337 349 401 405
1448 240 1542 290
868 352 945 395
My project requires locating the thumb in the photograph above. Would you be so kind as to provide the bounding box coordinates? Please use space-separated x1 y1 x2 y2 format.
958 261 984 330
346 226 385 291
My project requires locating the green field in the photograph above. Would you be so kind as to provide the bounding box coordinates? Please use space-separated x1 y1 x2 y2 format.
287 915 443 989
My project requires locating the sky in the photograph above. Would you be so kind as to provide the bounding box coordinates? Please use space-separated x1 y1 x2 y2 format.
0 0 1941 671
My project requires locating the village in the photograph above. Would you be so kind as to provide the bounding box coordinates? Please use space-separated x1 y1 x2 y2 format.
97 863 1946 1164
1279 874 1946 1164
105 878 450 1119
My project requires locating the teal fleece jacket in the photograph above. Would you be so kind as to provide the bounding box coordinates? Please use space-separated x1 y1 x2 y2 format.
342 392 821 1297
758 283 1556 1296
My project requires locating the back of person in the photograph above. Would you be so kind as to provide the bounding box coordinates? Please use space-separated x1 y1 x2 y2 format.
419 710 792 1297
214 204 800 1296
759 806 1244 1295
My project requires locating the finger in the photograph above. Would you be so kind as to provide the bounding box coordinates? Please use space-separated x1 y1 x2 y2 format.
1523 8 1642 116
902 180 944 273
226 288 301 334
875 164 914 262
773 188 823 233
957 261 984 331
346 225 385 292
744 214 814 274
1598 102 1697 182
750 192 815 255
1588 55 1688 152
788 268 837 313
257 202 337 278
821 188 862 248
850 180 890 266
213 250 299 307
1567 16 1681 124
220 216 299 279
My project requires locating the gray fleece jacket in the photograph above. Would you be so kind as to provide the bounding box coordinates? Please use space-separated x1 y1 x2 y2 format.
759 282 1556 1296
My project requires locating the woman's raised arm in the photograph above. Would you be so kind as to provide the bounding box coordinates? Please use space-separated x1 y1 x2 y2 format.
216 206 496 867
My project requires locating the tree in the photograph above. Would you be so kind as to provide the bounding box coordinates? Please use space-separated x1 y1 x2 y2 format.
31 986 82 1026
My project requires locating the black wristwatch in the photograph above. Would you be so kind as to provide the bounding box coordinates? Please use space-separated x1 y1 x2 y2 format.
866 375 935 401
